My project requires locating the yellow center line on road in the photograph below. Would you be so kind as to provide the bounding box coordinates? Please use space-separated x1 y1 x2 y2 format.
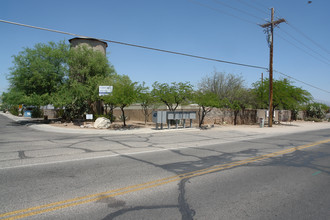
1 139 330 220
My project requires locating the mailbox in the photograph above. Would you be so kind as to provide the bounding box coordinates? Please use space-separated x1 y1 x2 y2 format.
152 111 167 123
167 112 175 120
174 112 182 120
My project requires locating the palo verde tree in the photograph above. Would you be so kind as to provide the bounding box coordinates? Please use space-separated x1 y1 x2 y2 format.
252 78 312 119
151 82 194 111
137 82 159 125
100 75 119 123
4 41 69 107
193 91 220 127
223 88 254 125
111 75 140 127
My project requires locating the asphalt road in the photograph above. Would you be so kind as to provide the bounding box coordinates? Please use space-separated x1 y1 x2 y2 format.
0 115 329 220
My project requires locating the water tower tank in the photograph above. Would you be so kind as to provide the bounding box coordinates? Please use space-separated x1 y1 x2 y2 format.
69 38 108 55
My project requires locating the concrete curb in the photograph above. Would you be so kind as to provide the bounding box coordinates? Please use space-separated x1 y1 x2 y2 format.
1 111 330 136
0 111 200 135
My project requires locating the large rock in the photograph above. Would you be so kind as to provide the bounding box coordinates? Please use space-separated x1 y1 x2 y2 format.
94 117 111 129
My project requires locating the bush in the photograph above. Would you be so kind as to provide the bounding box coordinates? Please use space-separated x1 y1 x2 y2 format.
31 107 43 118
62 101 89 121
305 117 323 122
0 104 8 113
56 109 65 118
306 103 326 119
290 109 299 121
9 105 19 116
119 115 128 122
95 114 116 122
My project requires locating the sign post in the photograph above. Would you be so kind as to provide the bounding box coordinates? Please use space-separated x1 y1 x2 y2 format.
98 86 113 115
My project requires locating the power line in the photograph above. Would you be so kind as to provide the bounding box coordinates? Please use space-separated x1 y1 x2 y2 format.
0 19 267 70
187 0 257 25
275 32 330 66
274 70 330 94
273 9 330 61
1 19 329 95
287 22 330 55
278 28 330 64
233 0 269 16
252 0 271 13
213 0 265 22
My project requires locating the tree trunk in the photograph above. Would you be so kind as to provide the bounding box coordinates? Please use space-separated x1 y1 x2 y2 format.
234 110 239 125
199 106 206 127
121 106 126 127
144 107 148 125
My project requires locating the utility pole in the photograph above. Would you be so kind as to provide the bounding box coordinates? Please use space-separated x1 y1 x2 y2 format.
261 72 263 107
260 8 285 127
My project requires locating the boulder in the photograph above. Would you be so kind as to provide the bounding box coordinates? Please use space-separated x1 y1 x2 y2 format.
94 117 111 129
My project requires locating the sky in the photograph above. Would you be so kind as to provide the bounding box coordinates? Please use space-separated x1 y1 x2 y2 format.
1 0 330 105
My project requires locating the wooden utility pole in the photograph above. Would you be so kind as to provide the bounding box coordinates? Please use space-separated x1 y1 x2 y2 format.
260 8 285 127
261 72 264 106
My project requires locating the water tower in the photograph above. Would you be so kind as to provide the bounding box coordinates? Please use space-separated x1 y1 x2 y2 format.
68 38 108 115
69 37 108 55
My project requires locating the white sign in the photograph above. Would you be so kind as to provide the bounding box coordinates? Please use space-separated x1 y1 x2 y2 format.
86 114 93 120
99 86 113 96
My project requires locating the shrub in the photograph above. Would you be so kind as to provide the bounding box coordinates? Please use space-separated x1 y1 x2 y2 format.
95 114 116 122
9 105 19 116
56 109 65 118
306 103 326 119
305 117 323 122
31 107 43 118
119 115 128 122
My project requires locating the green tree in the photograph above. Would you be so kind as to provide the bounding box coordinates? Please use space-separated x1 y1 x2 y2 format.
223 88 253 125
137 82 159 125
111 75 140 127
52 80 90 120
152 82 194 111
194 91 220 127
5 41 69 106
252 78 312 116
68 45 115 84
100 76 119 123
198 71 252 125
53 45 116 119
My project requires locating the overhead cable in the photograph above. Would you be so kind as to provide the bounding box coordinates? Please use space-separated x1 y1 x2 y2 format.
287 22 330 55
274 70 330 94
187 0 257 25
1 19 329 94
233 0 269 15
275 33 330 66
278 28 330 64
213 0 265 22
0 19 267 70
